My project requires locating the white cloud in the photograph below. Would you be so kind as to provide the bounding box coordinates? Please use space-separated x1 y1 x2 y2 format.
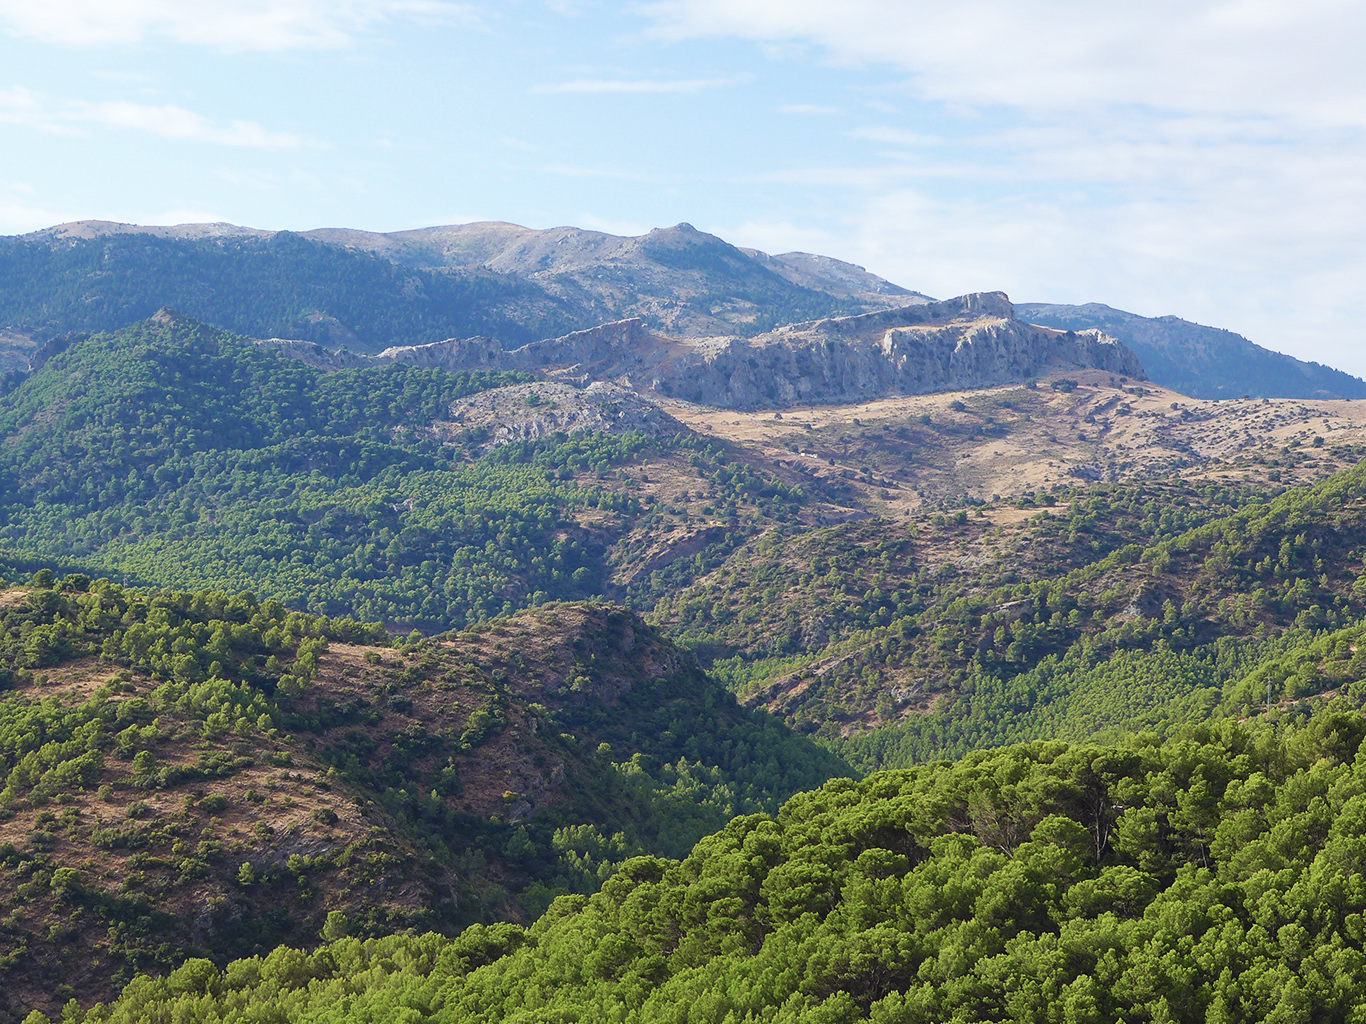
642 0 1366 125
0 0 477 51
531 75 741 94
719 218 842 258
1 86 310 147
644 0 1366 375
77 102 306 147
0 86 77 134
0 200 75 234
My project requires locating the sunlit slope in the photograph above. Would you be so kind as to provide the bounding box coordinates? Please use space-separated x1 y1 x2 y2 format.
0 578 846 1016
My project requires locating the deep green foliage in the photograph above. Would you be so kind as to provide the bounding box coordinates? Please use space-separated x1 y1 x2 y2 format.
55 711 1366 1023
0 319 651 627
0 315 806 631
0 576 381 810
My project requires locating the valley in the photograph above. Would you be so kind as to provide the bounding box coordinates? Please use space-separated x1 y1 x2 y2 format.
4 219 1366 1023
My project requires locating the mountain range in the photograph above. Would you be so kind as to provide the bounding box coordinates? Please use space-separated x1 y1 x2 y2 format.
2 219 1361 401
1019 301 1366 400
8 218 1366 1021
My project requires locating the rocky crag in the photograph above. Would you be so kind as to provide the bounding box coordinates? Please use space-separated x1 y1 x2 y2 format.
318 291 1143 411
429 380 688 448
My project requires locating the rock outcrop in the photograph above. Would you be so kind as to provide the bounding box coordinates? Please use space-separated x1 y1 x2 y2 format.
431 380 687 448
343 291 1144 411
653 293 1144 408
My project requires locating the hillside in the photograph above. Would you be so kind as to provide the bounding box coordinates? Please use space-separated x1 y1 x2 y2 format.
8 221 1366 406
0 312 815 628
653 454 1366 764
16 237 1366 1024
56 709 1366 1024
302 221 917 337
0 577 845 1020
9 313 1366 741
1019 301 1366 400
0 222 895 358
0 230 580 356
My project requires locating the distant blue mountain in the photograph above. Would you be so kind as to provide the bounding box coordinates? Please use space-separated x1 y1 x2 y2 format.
1018 302 1366 400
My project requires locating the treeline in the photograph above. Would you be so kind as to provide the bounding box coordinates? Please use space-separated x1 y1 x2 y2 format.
45 708 1366 1023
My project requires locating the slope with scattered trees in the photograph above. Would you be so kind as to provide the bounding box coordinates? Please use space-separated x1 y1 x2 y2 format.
0 575 845 1019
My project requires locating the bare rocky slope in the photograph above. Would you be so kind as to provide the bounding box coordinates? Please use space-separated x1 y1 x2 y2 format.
431 380 687 448
309 291 1143 410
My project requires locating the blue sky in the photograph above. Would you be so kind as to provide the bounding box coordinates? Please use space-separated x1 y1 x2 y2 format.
2 1 1365 374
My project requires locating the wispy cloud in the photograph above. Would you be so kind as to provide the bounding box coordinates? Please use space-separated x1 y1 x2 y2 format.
0 86 310 147
0 0 479 51
638 0 1366 375
78 102 306 147
780 103 839 115
642 1 1366 125
0 86 78 134
531 75 742 94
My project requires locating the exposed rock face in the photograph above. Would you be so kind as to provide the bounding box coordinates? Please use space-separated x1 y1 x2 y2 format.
431 380 686 447
655 294 1144 408
375 334 508 370
304 292 1144 411
251 338 370 370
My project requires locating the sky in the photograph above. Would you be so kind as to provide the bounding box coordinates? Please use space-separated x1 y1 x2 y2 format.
1 1 1364 373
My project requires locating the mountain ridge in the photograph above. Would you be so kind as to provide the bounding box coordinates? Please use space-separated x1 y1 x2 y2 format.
0 581 848 1018
1019 300 1366 400
4 217 1362 405
262 293 1145 410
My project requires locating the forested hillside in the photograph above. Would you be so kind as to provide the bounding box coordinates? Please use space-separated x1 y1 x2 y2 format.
9 313 1366 760
654 462 1366 756
0 232 583 353
0 314 801 628
13 302 1366 1021
41 706 1366 1024
0 224 864 357
0 574 843 1018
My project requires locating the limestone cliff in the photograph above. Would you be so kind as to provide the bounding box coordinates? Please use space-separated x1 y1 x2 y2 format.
654 294 1143 408
360 291 1145 411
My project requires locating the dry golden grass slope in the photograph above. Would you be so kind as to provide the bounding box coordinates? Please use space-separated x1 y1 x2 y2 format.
661 367 1366 514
